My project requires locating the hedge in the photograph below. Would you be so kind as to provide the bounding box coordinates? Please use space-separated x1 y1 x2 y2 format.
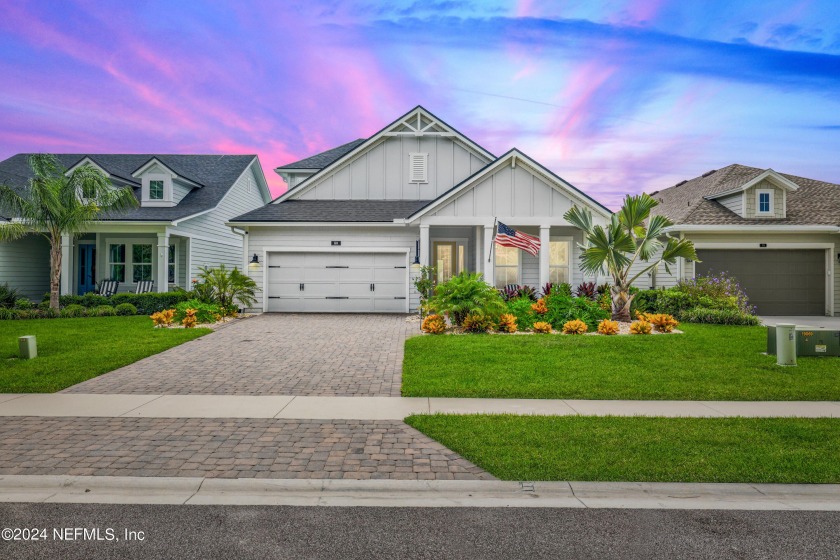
50 292 192 315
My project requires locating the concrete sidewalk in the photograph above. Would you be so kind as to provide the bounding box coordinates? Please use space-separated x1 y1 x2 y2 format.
0 393 839 419
1 475 838 510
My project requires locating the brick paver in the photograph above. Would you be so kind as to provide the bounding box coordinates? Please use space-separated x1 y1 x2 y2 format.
65 314 418 396
0 417 491 480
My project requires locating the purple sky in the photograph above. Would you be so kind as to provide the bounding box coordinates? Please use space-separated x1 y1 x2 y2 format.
1 1 838 208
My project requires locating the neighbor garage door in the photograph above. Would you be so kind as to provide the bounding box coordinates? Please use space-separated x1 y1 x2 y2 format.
695 249 825 316
266 252 407 313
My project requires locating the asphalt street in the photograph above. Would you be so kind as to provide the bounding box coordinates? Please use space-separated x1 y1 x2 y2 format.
1 504 839 559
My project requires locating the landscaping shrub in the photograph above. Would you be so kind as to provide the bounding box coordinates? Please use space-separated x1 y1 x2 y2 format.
540 283 554 298
60 304 86 318
497 313 517 333
13 309 34 319
41 307 59 319
0 283 20 308
574 282 597 300
0 307 14 320
462 313 495 333
597 292 611 312
14 298 34 310
174 299 222 324
562 319 588 335
421 314 446 334
676 272 754 314
630 320 652 335
428 272 506 326
532 321 552 334
115 303 138 316
677 307 761 326
639 312 679 333
182 309 198 328
630 289 660 315
654 290 698 316
531 298 548 315
150 309 176 327
80 293 110 308
196 264 258 313
92 305 116 317
543 291 608 330
500 284 538 302
597 319 619 335
111 292 191 315
505 296 536 331
555 283 573 297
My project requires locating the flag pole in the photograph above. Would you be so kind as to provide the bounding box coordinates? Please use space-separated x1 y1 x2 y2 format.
488 218 497 263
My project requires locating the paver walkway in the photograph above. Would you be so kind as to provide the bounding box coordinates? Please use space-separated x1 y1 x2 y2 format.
65 314 417 396
0 417 492 481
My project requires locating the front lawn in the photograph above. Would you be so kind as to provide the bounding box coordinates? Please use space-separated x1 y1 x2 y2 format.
402 324 840 401
0 317 210 392
406 414 840 483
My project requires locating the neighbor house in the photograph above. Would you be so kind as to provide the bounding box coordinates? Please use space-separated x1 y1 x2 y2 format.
648 164 840 316
0 154 271 300
229 106 611 313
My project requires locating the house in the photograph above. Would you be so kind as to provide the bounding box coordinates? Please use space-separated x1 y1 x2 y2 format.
649 164 840 316
229 106 611 313
0 154 271 299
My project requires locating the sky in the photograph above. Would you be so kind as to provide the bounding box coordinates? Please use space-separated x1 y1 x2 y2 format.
1 0 838 208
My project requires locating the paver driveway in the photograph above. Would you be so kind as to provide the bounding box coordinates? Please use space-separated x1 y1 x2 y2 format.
65 314 417 396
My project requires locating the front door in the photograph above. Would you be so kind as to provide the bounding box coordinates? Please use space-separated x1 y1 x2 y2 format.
77 244 96 294
433 241 457 283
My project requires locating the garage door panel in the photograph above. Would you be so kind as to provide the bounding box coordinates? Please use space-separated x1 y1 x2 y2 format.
696 249 824 316
339 282 374 297
268 282 303 297
374 268 406 282
339 267 375 282
301 282 339 297
373 282 405 298
341 253 376 267
304 268 339 282
374 298 407 312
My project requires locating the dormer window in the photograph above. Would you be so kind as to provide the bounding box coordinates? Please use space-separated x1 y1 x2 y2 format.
149 180 165 200
756 189 773 215
141 173 173 206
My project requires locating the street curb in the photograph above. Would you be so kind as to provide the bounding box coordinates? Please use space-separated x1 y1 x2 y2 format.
1 476 839 510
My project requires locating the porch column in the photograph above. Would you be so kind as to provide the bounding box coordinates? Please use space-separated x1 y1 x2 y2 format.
60 234 73 295
539 225 551 288
419 225 430 267
483 224 495 286
156 232 169 293
474 226 482 273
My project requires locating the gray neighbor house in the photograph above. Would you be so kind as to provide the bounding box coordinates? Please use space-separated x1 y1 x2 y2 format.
0 154 271 300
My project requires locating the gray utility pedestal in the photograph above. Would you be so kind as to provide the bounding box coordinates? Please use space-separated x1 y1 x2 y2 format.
766 326 840 357
18 335 37 360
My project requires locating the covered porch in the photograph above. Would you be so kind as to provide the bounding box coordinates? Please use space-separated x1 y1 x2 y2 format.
60 225 191 295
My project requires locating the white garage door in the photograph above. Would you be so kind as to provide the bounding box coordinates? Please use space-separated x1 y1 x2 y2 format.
266 252 407 313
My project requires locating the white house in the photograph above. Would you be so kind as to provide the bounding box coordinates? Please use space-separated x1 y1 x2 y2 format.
0 154 271 299
229 106 611 313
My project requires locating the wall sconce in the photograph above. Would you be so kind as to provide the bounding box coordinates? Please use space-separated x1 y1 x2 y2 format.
249 253 260 266
411 239 421 270
837 252 840 264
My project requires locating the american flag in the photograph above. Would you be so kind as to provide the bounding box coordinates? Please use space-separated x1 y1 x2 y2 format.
495 222 541 256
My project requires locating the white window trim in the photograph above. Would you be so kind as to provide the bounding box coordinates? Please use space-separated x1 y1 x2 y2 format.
549 236 573 285
408 152 428 183
168 242 178 285
142 173 174 206
494 245 522 287
756 188 774 215
105 238 157 286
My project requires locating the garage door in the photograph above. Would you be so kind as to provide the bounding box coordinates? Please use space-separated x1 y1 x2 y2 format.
266 252 407 313
695 250 825 316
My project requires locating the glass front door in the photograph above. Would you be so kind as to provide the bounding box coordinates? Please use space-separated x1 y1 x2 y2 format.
77 244 96 294
433 241 457 283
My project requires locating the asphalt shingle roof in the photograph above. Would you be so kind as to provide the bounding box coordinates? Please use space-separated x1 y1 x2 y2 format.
275 139 367 170
0 153 256 222
650 164 840 226
230 200 432 222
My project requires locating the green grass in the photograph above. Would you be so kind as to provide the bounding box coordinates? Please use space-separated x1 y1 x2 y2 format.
406 414 840 483
403 324 840 401
0 317 210 392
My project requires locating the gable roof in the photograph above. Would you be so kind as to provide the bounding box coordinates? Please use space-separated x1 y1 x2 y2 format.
651 164 840 226
273 105 496 203
230 200 431 223
404 148 613 221
0 153 262 222
276 139 366 171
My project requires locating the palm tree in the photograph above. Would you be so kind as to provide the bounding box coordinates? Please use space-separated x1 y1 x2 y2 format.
0 155 138 309
564 193 699 322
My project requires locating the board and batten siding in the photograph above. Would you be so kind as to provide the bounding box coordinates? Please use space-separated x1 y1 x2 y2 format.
245 226 421 312
0 234 51 300
173 163 266 279
296 136 490 201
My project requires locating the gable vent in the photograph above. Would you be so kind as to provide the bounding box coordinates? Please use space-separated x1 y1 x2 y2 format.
408 153 428 183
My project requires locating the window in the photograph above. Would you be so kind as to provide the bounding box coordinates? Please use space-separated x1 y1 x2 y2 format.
549 240 571 284
108 244 126 282
756 189 773 214
168 244 177 284
132 244 153 282
408 153 428 183
149 180 164 200
81 182 96 200
494 245 520 287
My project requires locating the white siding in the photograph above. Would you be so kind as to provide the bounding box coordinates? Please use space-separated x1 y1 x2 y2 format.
717 193 743 216
627 246 680 290
0 234 51 300
173 182 193 203
297 136 491 201
189 237 241 280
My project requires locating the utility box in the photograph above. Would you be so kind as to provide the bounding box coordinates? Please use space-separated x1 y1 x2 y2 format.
767 326 840 357
18 335 37 360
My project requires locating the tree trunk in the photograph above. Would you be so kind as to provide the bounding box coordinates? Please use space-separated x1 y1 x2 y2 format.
610 285 634 322
49 236 62 310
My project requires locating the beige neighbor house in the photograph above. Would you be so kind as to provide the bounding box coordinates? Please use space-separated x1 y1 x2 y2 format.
0 154 271 300
648 164 840 316
229 106 613 313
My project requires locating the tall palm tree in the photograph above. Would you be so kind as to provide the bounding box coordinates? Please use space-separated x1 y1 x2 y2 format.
0 154 137 309
564 193 699 322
